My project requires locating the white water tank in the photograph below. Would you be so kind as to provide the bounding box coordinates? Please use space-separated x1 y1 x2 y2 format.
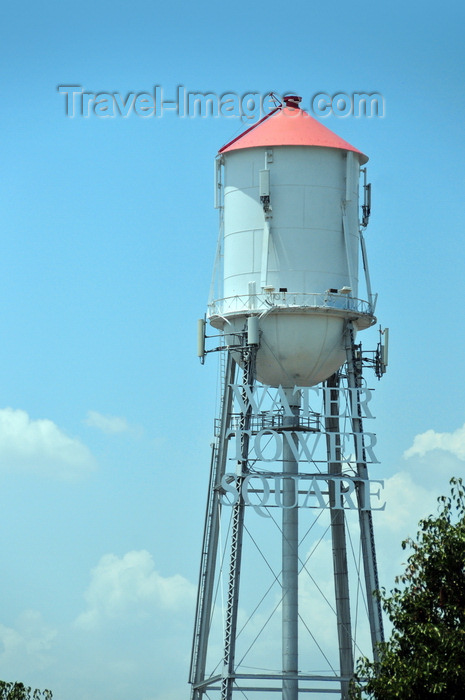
209 96 374 387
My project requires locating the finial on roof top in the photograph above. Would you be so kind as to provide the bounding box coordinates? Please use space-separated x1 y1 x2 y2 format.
283 95 302 109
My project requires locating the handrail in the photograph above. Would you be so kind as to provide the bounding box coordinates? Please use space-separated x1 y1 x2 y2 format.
208 291 374 318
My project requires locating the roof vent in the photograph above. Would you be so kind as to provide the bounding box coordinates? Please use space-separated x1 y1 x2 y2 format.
283 95 302 109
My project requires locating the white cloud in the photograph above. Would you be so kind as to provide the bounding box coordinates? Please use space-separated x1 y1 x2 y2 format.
375 470 434 535
0 407 97 480
0 610 57 674
84 410 138 435
371 467 464 597
75 550 196 630
404 423 465 460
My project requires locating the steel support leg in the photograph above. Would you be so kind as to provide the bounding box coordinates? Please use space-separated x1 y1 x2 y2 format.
282 389 300 700
325 373 353 700
190 354 237 699
344 322 384 659
221 346 257 700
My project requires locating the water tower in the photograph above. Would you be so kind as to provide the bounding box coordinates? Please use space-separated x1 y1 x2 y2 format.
190 95 387 699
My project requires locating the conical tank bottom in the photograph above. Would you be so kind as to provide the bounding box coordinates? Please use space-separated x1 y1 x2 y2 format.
225 313 347 388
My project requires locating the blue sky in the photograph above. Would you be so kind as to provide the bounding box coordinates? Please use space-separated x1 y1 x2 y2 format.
0 1 464 698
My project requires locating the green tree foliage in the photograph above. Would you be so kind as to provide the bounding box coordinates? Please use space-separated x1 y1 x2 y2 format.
350 477 465 699
0 682 52 700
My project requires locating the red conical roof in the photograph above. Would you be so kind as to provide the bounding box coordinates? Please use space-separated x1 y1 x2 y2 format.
219 98 368 163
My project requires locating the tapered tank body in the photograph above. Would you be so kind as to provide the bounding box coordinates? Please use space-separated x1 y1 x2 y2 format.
223 146 360 298
209 98 374 387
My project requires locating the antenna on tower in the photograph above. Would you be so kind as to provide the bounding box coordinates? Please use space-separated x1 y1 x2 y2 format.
361 167 372 227
377 326 389 376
